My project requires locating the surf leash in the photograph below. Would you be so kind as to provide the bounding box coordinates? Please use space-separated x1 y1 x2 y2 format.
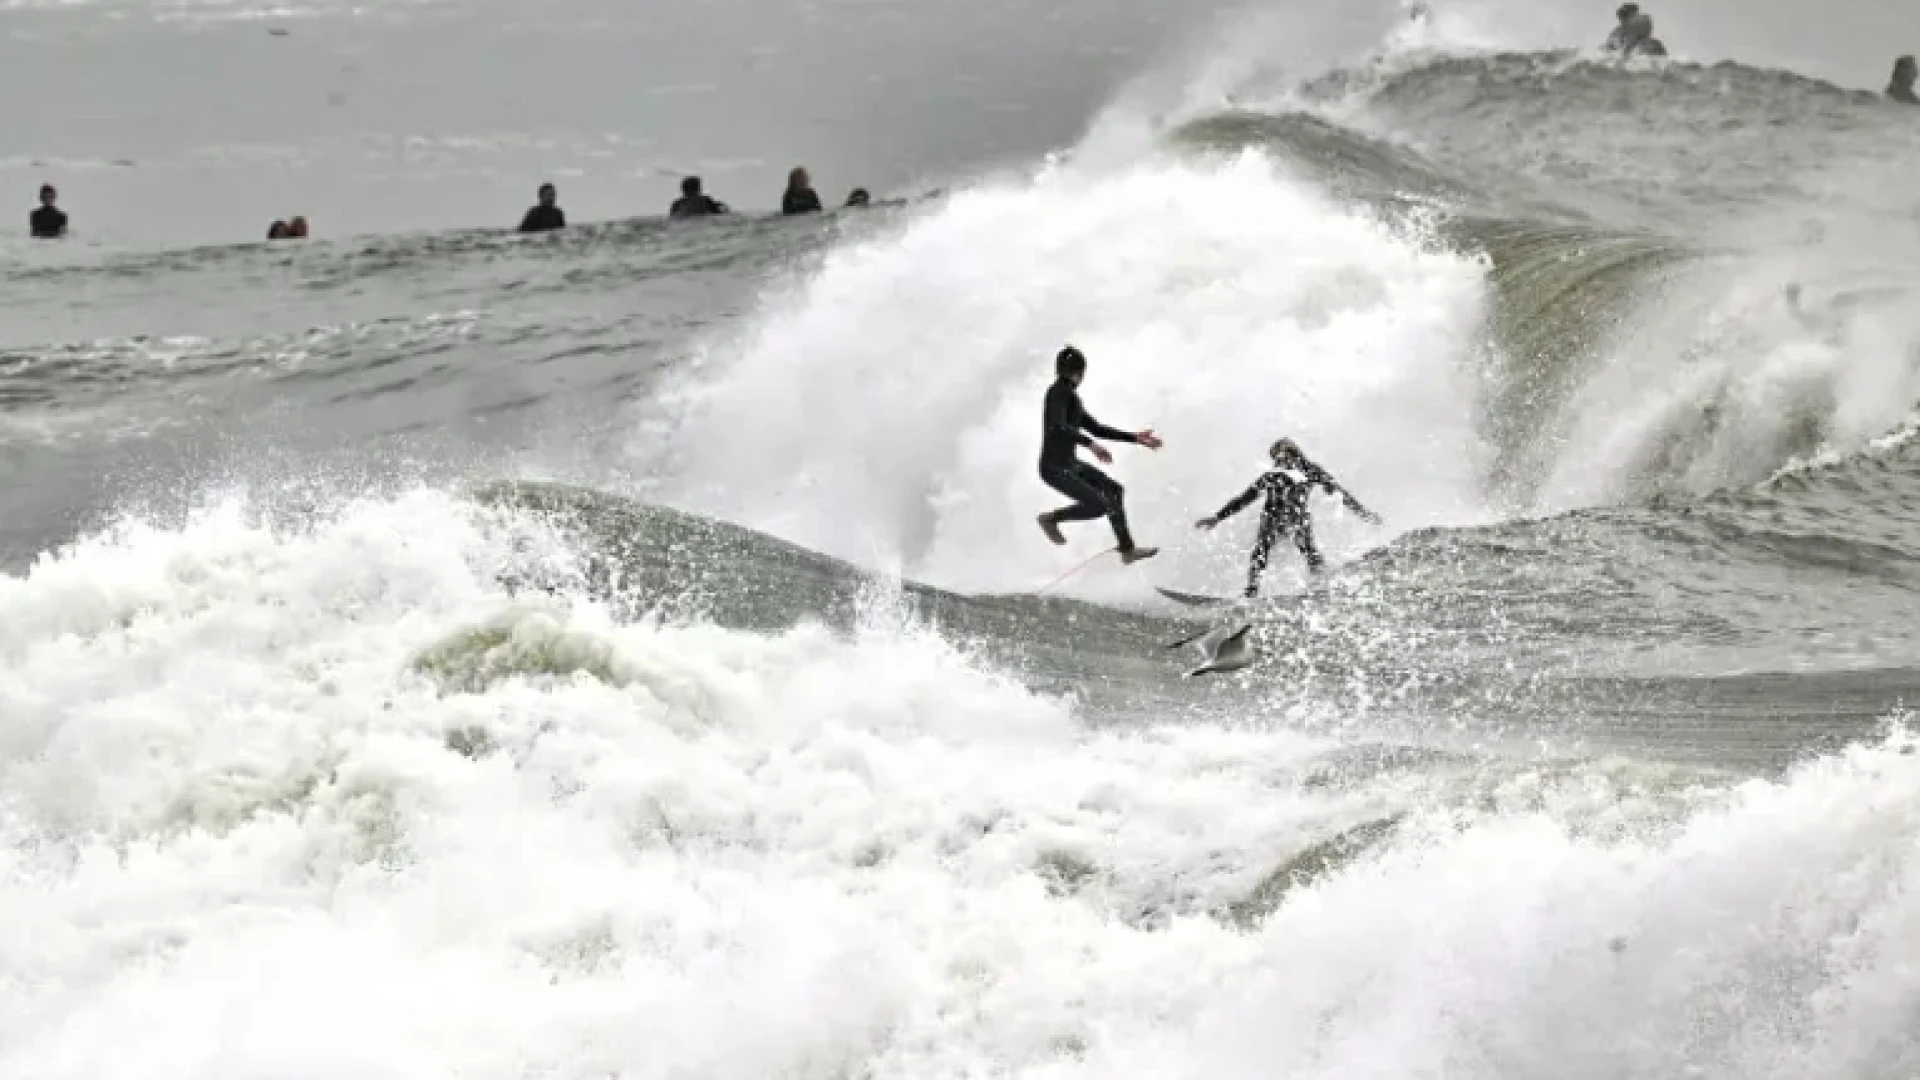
1036 545 1118 595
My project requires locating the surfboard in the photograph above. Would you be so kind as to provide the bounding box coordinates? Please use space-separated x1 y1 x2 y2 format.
1155 586 1241 607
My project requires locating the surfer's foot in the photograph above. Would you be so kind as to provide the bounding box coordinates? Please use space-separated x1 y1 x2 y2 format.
1118 545 1159 565
1037 512 1066 546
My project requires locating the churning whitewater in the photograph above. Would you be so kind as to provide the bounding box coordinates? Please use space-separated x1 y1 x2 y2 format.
638 153 1493 598
6 0 1920 1074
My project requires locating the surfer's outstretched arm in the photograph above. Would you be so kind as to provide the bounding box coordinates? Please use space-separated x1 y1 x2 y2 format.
1196 477 1266 529
1080 405 1162 452
1078 410 1137 444
1297 457 1381 523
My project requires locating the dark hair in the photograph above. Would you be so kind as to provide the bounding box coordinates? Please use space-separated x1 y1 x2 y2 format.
681 176 701 195
39 183 55 198
1616 3 1637 17
1056 345 1087 376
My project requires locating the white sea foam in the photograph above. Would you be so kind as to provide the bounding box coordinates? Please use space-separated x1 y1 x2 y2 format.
641 152 1495 602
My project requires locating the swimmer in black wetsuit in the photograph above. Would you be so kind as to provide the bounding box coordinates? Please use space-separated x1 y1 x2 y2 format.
782 167 822 214
1196 438 1379 597
519 183 566 233
670 176 728 218
1035 345 1163 563
1889 55 1918 104
30 184 66 239
1603 4 1665 58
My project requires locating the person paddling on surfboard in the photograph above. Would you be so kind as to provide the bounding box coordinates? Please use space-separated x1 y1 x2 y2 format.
1036 344 1162 563
1195 438 1378 597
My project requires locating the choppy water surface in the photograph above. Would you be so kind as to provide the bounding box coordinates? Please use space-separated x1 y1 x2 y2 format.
6 0 1920 1075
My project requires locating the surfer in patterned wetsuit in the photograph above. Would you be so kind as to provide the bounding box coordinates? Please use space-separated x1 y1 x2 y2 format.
1196 438 1379 597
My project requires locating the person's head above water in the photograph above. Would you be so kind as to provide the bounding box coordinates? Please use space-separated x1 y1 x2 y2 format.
1893 55 1917 90
787 167 812 192
1269 438 1302 466
681 176 703 197
537 182 557 206
1616 3 1638 24
1056 344 1087 384
845 188 871 207
38 184 56 206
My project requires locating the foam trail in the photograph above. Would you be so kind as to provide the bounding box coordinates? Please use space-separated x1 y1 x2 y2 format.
642 153 1493 601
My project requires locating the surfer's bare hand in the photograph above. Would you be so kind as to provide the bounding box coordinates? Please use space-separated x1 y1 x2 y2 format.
1091 444 1114 464
1136 430 1163 449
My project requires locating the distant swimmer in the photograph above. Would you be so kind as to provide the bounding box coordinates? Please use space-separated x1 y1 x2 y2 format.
844 188 872 208
29 183 66 239
266 216 309 240
670 176 728 218
1603 4 1666 58
519 183 566 233
1035 345 1163 564
1195 438 1379 598
782 167 822 214
268 219 290 240
1890 55 1918 104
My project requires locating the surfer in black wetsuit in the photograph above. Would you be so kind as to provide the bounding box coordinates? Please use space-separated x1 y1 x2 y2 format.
1196 438 1378 597
782 167 822 214
519 183 566 233
30 184 66 239
1036 345 1162 563
670 176 728 218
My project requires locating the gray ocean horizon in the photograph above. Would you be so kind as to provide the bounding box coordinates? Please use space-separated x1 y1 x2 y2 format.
1 0 1912 249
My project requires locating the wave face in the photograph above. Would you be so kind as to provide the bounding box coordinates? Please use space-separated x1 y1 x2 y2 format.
634 154 1494 598
8 5 1920 1076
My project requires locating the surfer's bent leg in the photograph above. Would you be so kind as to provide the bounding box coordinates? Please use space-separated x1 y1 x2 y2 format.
1040 463 1111 523
1293 522 1326 573
1072 463 1136 552
1040 462 1134 550
1245 524 1280 597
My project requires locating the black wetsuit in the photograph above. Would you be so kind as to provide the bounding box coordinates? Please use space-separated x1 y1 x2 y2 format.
670 194 727 219
1603 14 1663 58
1039 377 1138 550
519 204 566 233
782 188 822 214
1210 459 1347 596
30 205 66 239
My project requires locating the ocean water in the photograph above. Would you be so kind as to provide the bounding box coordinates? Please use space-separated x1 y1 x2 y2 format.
7 0 1920 1075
